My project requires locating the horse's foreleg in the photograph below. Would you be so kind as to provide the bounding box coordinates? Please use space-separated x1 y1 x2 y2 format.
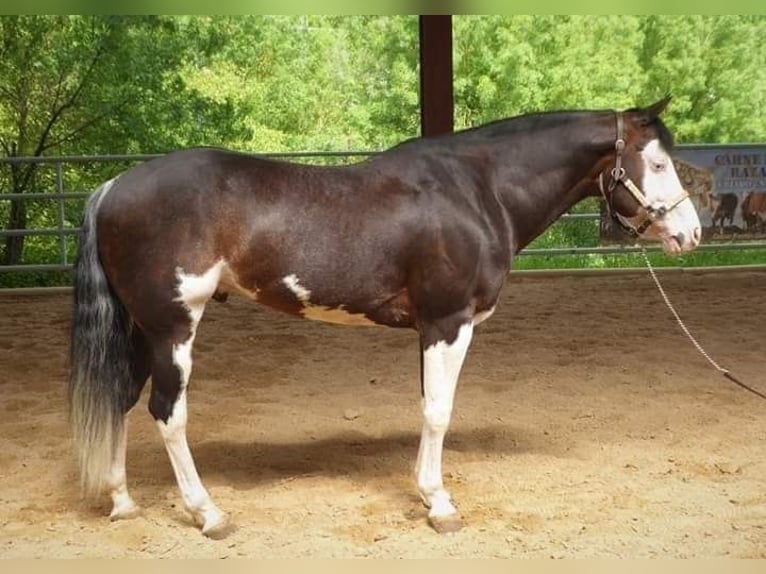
415 320 474 533
148 321 230 538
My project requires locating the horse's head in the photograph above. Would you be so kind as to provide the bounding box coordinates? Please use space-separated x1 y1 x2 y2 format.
597 96 702 255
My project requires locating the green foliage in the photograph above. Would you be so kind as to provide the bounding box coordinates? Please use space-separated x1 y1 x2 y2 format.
453 16 645 126
1 15 765 286
175 16 419 152
638 16 766 144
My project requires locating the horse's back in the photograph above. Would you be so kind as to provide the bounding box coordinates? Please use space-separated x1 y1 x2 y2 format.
101 148 300 211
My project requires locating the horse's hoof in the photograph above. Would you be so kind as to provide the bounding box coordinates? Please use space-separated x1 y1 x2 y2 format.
428 513 463 534
201 514 235 539
109 503 142 521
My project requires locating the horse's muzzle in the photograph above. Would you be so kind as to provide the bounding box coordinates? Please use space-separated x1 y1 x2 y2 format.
666 226 701 254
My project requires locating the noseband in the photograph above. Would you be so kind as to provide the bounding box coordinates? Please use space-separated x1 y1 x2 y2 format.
598 113 689 237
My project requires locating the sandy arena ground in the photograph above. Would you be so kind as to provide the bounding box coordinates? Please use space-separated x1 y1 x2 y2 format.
0 270 764 558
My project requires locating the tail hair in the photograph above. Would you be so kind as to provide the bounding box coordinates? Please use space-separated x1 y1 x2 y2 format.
68 179 134 498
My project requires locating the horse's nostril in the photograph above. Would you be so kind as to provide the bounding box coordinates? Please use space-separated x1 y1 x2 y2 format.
693 227 701 243
673 232 685 247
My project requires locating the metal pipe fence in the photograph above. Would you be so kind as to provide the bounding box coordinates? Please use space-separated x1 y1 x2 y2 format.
1 150 764 276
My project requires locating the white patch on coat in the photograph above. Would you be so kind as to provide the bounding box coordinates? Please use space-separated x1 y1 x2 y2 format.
170 262 226 386
303 305 379 326
473 306 496 326
166 262 223 420
175 260 227 326
282 273 377 326
282 273 311 303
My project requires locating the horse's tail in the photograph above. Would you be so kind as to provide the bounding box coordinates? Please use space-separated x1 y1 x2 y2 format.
68 179 133 498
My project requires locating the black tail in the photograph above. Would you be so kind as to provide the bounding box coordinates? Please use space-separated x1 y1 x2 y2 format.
68 179 133 498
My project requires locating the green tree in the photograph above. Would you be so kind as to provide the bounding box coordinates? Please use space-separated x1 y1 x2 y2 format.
179 16 419 153
0 16 212 265
638 15 766 143
0 16 117 264
453 16 645 128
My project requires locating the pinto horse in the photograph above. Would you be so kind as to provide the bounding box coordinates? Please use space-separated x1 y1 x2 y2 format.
69 97 701 537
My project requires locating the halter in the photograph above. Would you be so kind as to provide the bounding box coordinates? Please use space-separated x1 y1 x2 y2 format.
598 113 690 237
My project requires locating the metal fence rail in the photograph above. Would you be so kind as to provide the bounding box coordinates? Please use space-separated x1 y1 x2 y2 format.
2 150 765 275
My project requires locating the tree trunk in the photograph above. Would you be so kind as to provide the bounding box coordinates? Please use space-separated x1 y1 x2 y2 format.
2 198 27 266
1 163 35 266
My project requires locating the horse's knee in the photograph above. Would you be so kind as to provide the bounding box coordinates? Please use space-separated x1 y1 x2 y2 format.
423 403 452 433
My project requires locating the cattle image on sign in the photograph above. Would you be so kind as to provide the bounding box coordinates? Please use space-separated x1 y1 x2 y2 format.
68 98 701 537
603 145 766 242
741 190 766 233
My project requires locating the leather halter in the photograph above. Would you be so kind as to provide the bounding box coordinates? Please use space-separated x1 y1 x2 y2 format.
598 113 689 237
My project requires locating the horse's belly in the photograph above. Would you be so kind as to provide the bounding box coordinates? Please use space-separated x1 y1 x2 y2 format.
219 266 414 328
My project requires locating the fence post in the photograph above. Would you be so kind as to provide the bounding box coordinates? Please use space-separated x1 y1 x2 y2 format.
55 162 67 266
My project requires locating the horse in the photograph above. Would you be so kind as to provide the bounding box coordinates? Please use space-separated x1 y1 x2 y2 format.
68 97 701 538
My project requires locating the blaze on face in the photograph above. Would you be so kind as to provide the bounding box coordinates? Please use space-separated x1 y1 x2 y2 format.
605 97 702 255
622 138 702 255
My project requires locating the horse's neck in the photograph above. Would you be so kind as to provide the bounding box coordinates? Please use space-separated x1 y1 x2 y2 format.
464 113 615 253
490 144 604 253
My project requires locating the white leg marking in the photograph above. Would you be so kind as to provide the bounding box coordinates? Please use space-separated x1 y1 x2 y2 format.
107 420 140 520
155 263 231 536
157 389 227 535
281 273 377 326
416 323 474 528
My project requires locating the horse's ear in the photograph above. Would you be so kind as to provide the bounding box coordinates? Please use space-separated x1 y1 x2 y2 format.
639 94 672 125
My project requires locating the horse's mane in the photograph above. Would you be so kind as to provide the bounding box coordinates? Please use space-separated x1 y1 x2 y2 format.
388 107 674 153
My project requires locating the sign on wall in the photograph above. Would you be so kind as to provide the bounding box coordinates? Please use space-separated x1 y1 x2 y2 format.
600 145 766 242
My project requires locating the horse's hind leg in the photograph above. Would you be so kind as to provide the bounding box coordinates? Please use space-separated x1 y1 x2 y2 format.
107 328 151 520
149 338 229 537
143 267 230 538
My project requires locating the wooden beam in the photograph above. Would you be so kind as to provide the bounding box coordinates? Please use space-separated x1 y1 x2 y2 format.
419 15 454 137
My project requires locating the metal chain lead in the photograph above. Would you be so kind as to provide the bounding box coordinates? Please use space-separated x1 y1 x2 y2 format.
640 247 726 372
640 245 766 400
